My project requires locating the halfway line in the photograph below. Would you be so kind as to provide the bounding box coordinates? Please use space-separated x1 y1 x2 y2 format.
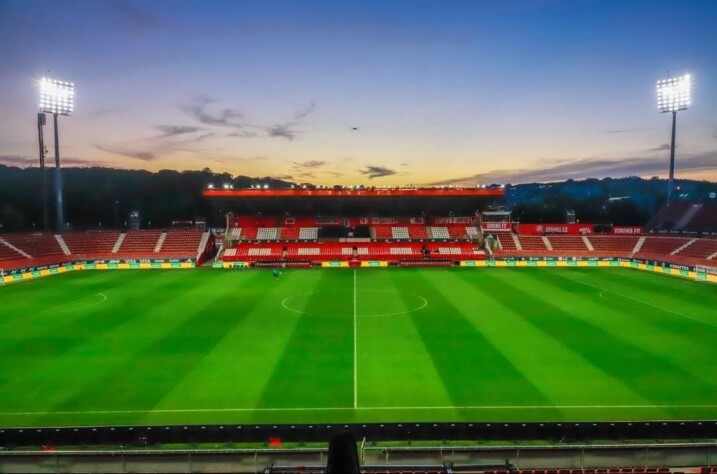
353 269 358 409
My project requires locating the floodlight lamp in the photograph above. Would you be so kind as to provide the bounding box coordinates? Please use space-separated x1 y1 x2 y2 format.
207 183 214 189
263 184 269 189
39 77 75 115
656 74 691 113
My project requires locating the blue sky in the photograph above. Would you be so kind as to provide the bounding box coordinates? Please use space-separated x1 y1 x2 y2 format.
0 0 716 184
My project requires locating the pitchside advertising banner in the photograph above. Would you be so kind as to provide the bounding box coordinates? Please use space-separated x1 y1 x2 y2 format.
0 259 195 284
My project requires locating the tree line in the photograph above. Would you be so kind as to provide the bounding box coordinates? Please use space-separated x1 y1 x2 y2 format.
0 164 714 231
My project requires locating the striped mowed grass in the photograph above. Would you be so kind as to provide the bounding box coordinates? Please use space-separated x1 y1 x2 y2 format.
0 267 715 428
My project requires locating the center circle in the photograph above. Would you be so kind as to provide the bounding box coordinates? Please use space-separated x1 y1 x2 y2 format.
281 289 428 318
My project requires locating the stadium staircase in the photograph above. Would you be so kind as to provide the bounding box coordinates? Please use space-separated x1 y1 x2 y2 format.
632 236 646 254
0 236 32 259
55 234 71 255
582 235 594 251
153 232 167 252
196 231 211 260
542 236 553 251
670 238 696 255
111 233 125 253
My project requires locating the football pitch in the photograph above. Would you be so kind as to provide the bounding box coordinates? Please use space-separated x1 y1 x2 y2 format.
0 267 716 428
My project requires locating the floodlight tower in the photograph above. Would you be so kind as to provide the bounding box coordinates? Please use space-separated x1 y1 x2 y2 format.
39 77 74 231
37 112 48 231
656 74 691 205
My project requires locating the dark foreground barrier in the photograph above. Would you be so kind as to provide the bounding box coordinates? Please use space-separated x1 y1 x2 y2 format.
2 421 717 447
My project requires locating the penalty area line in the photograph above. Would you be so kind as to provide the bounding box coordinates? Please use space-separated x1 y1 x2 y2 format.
3 404 717 416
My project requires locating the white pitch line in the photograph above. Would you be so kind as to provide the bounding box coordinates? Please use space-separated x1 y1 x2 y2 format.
565 276 717 329
353 269 358 409
3 404 717 417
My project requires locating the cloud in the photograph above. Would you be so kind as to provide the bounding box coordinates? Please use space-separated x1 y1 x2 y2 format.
95 144 157 161
0 155 33 167
0 155 108 168
267 123 298 140
292 160 327 169
227 131 259 138
321 171 344 177
360 165 398 179
182 98 245 128
603 128 653 134
293 102 316 120
264 103 315 141
713 132 717 139
273 175 294 180
425 150 717 186
191 133 215 143
646 143 672 152
184 98 314 141
155 125 202 137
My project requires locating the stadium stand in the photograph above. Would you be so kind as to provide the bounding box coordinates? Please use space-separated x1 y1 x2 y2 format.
0 239 27 262
675 237 717 260
547 236 590 254
299 227 319 240
223 241 485 262
408 226 429 239
61 231 121 259
2 232 65 259
373 225 395 240
634 236 690 260
226 227 242 240
587 235 640 257
683 201 717 232
429 226 450 239
257 227 279 240
391 226 410 239
240 227 258 240
115 230 162 256
157 229 204 257
645 201 692 231
446 225 469 239
466 225 480 239
279 226 300 240
517 235 549 251
496 233 518 251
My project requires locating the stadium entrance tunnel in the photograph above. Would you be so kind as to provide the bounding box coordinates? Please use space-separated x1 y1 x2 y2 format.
281 289 428 318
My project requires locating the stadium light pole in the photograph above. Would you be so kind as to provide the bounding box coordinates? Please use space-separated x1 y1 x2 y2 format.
39 77 74 231
656 74 691 205
37 112 49 231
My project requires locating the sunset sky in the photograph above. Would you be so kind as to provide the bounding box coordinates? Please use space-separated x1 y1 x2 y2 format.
1 0 716 185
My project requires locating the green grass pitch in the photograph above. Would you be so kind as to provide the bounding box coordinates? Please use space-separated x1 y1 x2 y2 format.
0 267 716 428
